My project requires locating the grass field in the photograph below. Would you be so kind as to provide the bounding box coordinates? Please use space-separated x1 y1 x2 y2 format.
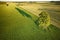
0 3 60 40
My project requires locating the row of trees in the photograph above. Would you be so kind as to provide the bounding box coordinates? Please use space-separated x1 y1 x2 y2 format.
50 1 60 5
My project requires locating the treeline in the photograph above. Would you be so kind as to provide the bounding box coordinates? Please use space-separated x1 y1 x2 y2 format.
50 1 60 5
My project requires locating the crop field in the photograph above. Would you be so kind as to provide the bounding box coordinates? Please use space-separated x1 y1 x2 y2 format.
0 2 60 40
18 2 60 28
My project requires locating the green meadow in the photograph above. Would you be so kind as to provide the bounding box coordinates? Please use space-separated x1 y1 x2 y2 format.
0 3 60 40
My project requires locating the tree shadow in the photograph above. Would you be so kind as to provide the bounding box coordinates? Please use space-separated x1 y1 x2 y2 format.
16 8 32 19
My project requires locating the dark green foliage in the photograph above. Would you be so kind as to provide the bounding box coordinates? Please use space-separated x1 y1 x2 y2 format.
50 1 60 5
35 11 50 28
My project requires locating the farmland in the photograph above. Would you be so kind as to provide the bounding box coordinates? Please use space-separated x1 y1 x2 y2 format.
17 2 60 28
0 2 60 40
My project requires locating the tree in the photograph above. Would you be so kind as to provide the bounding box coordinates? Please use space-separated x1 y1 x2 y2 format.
35 11 50 29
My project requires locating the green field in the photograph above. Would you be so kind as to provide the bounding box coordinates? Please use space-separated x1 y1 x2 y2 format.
0 3 60 40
